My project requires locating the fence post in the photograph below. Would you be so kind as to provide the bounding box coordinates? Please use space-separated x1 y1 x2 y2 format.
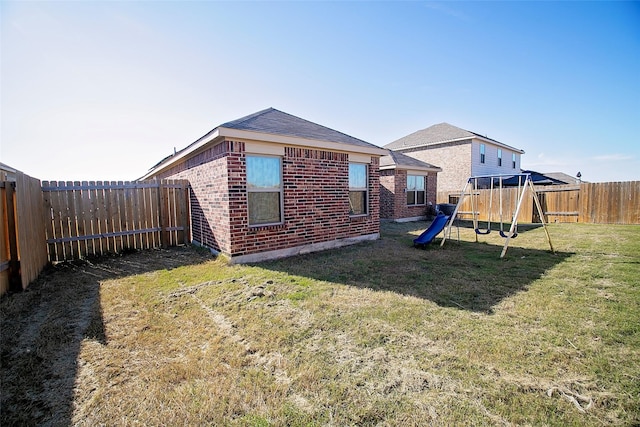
5 182 21 291
158 180 169 248
183 181 191 245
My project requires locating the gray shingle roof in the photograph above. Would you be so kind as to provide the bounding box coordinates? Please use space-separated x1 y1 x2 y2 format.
221 108 377 149
384 122 511 150
144 108 384 177
380 151 441 171
543 172 581 184
517 170 581 185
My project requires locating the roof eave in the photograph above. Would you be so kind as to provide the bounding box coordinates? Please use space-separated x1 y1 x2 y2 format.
140 128 222 179
473 135 525 154
389 135 473 151
219 127 388 156
142 127 388 179
391 135 525 154
380 164 442 173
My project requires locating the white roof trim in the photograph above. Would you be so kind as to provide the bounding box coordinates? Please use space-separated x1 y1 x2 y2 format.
380 164 441 172
142 126 387 179
140 129 222 179
0 162 17 174
218 128 388 156
395 135 525 154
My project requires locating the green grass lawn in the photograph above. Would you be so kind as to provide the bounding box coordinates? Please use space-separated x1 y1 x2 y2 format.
3 221 639 426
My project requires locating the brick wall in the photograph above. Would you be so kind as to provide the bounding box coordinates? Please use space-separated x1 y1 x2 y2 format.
402 140 471 193
426 171 438 210
157 142 233 254
228 146 379 257
159 141 380 258
379 169 439 220
380 170 395 219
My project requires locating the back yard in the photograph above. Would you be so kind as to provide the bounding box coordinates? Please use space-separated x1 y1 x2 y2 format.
1 221 638 426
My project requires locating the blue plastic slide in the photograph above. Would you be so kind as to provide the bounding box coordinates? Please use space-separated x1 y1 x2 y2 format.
413 213 451 247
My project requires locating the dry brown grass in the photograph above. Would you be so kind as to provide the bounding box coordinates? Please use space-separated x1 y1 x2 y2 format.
1 222 639 426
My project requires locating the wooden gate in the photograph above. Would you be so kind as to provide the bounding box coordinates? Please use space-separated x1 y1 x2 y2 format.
1 170 49 294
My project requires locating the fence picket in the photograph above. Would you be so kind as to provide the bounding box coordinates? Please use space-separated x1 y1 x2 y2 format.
131 182 142 249
0 181 8 294
150 183 160 248
3 176 191 294
94 182 107 253
438 181 639 225
36 180 190 262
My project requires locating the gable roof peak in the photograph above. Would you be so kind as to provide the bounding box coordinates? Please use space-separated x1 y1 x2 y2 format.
142 107 388 179
219 107 378 149
220 107 277 128
384 121 523 153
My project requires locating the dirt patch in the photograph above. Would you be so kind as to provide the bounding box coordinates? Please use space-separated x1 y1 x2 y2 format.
0 246 212 427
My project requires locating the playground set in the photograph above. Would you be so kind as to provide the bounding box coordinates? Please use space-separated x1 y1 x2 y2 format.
413 173 555 258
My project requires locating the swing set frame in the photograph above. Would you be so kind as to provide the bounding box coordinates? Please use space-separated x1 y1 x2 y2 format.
440 173 555 258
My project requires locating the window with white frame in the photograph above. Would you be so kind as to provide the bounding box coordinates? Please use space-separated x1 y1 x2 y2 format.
406 175 426 206
498 149 503 167
512 153 517 169
349 163 367 215
480 144 486 164
246 155 283 226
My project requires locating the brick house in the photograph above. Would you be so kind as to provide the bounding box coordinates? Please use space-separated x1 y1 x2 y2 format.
379 151 441 222
142 108 387 263
385 123 525 193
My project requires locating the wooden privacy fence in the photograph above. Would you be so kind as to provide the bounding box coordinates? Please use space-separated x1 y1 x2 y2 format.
441 186 533 224
1 171 49 294
42 180 190 263
578 181 640 224
438 181 640 225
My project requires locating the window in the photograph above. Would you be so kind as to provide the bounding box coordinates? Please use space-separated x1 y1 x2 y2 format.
512 153 517 169
349 163 367 215
497 149 502 167
480 144 486 164
406 175 426 206
247 155 282 226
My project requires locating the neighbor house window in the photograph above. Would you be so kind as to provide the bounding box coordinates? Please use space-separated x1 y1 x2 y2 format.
247 155 283 226
498 149 503 167
406 175 426 206
480 144 486 164
349 163 367 215
512 153 517 169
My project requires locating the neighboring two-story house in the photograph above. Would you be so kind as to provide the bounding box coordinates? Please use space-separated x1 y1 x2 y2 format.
384 123 524 193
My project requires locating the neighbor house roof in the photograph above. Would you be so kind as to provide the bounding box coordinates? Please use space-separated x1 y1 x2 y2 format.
384 122 524 154
502 170 571 186
143 108 387 179
544 172 581 185
0 162 17 181
380 151 442 173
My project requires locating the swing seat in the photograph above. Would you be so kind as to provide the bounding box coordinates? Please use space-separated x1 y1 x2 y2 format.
499 230 518 239
475 228 491 235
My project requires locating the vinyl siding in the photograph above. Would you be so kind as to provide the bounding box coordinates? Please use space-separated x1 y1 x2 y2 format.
471 140 521 177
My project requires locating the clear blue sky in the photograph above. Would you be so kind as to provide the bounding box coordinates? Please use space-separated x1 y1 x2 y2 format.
2 1 639 183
